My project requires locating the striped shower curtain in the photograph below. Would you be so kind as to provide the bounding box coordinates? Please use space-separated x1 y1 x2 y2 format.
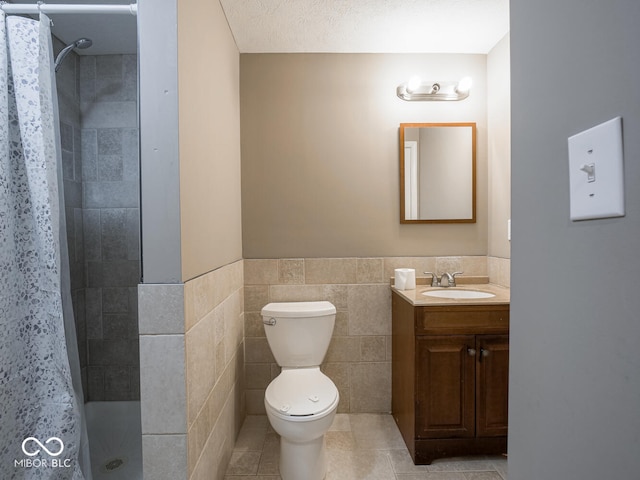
0 12 86 480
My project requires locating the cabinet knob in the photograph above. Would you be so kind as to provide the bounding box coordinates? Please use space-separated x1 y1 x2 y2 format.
481 348 490 357
467 348 476 356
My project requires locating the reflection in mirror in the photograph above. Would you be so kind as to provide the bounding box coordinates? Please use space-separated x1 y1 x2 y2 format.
400 123 476 223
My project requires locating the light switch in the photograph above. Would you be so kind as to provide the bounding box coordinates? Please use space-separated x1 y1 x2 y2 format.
568 116 624 221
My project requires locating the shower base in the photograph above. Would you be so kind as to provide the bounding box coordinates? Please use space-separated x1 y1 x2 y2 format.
85 401 142 480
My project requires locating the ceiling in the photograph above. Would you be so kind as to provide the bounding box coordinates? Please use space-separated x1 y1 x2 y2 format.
9 0 509 55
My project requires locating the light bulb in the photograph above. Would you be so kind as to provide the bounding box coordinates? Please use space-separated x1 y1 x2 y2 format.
456 76 472 93
407 75 422 93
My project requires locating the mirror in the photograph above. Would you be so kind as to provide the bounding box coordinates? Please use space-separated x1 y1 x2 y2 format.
400 122 476 223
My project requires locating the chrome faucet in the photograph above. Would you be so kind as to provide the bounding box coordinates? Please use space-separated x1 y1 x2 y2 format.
423 271 463 287
423 272 439 287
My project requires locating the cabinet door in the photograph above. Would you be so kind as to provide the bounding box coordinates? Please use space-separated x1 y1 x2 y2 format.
476 335 509 437
416 335 475 439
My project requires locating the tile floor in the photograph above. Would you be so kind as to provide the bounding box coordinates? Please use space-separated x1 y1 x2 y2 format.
224 414 507 480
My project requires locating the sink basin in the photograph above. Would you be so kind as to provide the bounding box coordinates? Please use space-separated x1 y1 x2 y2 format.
422 289 495 299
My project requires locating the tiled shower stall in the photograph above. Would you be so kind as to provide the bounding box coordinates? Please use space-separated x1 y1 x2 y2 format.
57 40 140 402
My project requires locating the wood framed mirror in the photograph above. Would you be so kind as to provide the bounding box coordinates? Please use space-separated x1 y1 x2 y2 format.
400 122 476 223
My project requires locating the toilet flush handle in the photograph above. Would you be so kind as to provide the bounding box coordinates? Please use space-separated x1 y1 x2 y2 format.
263 317 277 326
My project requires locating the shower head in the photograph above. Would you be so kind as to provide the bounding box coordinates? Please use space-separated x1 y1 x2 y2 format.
73 38 93 50
54 37 93 73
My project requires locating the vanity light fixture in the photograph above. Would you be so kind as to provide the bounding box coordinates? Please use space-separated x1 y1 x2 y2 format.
397 76 472 101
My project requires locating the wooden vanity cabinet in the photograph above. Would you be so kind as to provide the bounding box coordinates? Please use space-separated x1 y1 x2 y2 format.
392 291 509 464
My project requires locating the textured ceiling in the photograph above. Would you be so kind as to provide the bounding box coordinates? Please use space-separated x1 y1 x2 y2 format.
219 0 510 54
6 0 509 56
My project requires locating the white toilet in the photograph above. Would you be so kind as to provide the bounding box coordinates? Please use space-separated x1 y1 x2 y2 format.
261 301 339 480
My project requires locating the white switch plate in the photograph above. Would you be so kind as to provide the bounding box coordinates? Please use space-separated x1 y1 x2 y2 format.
568 116 624 221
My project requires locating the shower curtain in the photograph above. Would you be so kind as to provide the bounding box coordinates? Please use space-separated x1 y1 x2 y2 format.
0 12 88 479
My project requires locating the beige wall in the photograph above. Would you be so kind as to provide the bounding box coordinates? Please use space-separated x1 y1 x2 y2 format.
487 34 511 259
178 0 243 281
139 3 245 480
241 53 489 258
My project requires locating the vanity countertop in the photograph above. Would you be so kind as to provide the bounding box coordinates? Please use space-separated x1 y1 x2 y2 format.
391 277 510 306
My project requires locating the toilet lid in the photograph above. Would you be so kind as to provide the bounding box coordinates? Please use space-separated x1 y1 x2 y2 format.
265 369 338 417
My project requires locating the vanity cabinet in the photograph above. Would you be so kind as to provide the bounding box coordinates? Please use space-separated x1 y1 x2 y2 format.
392 291 509 464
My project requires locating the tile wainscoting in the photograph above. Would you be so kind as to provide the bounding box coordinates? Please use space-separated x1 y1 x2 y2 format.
138 259 245 480
244 256 507 415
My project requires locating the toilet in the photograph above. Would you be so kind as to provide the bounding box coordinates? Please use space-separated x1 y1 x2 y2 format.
261 301 339 480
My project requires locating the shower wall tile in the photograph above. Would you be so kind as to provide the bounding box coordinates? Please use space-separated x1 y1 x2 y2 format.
57 52 142 402
61 121 74 151
102 286 130 313
81 129 98 181
62 148 75 181
122 128 140 180
88 338 139 366
83 180 139 208
97 128 123 155
79 55 96 102
57 46 88 401
85 288 103 339
101 209 130 260
123 55 138 102
81 101 138 129
97 154 124 181
103 365 132 400
96 55 123 77
63 179 82 207
87 366 104 399
103 313 135 339
73 208 84 263
83 209 101 260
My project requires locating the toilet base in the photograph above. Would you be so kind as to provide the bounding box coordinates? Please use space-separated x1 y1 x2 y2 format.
279 435 327 480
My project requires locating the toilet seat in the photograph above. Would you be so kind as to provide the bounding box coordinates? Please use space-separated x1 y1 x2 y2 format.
265 368 338 419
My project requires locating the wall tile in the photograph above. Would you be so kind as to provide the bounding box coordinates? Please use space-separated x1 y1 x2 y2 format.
81 128 98 181
325 336 360 362
383 257 436 281
81 101 138 129
186 312 217 427
357 258 384 284
103 313 135 339
79 55 96 102
349 362 391 413
142 434 187 480
140 334 187 434
88 339 138 366
244 285 269 312
138 283 185 335
268 284 324 303
245 337 275 364
360 336 387 362
84 180 139 208
278 258 304 284
347 284 391 336
97 155 124 181
122 128 140 180
305 258 357 284
244 259 278 284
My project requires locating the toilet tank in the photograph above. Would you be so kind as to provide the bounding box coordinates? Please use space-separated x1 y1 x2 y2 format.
261 301 336 368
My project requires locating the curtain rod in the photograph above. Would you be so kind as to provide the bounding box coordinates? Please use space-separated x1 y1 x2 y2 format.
0 3 137 15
